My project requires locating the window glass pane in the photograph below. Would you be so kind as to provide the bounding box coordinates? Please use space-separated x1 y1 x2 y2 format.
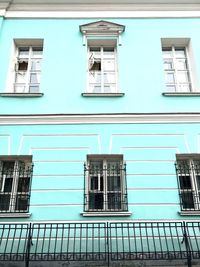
89 192 103 210
104 73 115 83
29 86 40 93
103 47 115 58
166 85 176 92
18 61 28 71
31 60 41 71
103 47 114 52
196 175 200 191
103 84 116 93
30 73 40 84
88 85 101 93
89 72 101 83
177 72 190 84
162 49 172 58
15 195 28 212
90 61 101 71
17 178 30 193
15 72 27 83
176 59 187 70
90 47 101 52
18 47 29 57
32 47 43 57
108 193 121 210
14 84 28 93
178 84 191 92
181 192 194 209
163 60 173 70
179 175 192 189
0 195 10 211
165 72 175 83
103 60 115 71
175 48 186 58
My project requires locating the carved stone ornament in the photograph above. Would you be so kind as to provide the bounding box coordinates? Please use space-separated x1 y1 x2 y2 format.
80 20 125 36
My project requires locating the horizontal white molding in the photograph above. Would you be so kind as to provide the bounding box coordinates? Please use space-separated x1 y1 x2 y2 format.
0 219 189 224
4 10 200 18
1 113 200 125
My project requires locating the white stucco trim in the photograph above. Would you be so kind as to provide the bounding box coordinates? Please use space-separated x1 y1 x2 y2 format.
1 113 200 125
4 10 200 18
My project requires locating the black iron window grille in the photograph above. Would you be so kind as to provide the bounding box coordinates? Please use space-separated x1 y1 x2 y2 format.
84 155 128 212
175 157 200 211
0 221 199 267
0 157 33 213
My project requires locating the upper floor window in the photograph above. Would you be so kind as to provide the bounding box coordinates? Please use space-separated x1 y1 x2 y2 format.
84 155 128 212
161 38 198 94
162 46 191 92
175 154 200 212
88 46 117 93
14 46 43 94
80 20 125 96
0 156 33 213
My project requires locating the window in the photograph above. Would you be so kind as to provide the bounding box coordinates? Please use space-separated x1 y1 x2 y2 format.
14 46 43 93
162 46 191 92
175 154 200 211
80 20 125 95
84 155 128 212
0 156 33 213
88 46 117 93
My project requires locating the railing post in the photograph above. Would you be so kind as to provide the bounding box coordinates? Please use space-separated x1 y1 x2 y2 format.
25 223 32 267
183 222 192 267
106 222 110 267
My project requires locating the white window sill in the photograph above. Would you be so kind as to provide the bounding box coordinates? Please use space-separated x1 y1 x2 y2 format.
81 211 132 217
0 213 32 218
0 93 43 97
82 93 124 97
178 211 200 216
162 92 200 96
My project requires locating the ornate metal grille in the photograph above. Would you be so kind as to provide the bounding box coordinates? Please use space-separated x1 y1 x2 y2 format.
175 160 200 211
0 160 33 213
84 159 128 212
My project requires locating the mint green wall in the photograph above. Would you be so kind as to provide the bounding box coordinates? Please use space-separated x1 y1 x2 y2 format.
0 122 199 222
0 18 200 114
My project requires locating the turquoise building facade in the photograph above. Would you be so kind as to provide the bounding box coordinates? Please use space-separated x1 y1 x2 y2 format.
0 1 200 266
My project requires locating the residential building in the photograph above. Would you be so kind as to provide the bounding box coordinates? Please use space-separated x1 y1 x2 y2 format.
0 0 199 266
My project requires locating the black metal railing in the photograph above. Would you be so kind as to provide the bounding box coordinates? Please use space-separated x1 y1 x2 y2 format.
0 193 31 213
0 221 199 267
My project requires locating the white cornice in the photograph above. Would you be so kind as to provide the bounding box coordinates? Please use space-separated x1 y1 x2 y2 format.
4 10 200 18
1 113 200 125
1 2 200 17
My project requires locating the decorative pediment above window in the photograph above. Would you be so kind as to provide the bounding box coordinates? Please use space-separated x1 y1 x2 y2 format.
80 20 125 36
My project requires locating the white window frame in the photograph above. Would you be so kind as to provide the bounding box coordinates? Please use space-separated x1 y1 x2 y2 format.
162 46 191 92
161 38 199 93
0 157 33 213
176 156 200 211
14 46 43 93
6 39 43 94
80 20 125 95
85 155 127 212
87 45 118 94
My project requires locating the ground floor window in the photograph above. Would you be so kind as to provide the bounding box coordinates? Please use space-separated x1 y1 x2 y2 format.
84 155 128 212
0 156 33 213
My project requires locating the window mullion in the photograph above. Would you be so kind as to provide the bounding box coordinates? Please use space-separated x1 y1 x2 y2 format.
9 161 18 212
103 159 107 211
172 46 179 92
101 47 104 93
26 47 32 93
